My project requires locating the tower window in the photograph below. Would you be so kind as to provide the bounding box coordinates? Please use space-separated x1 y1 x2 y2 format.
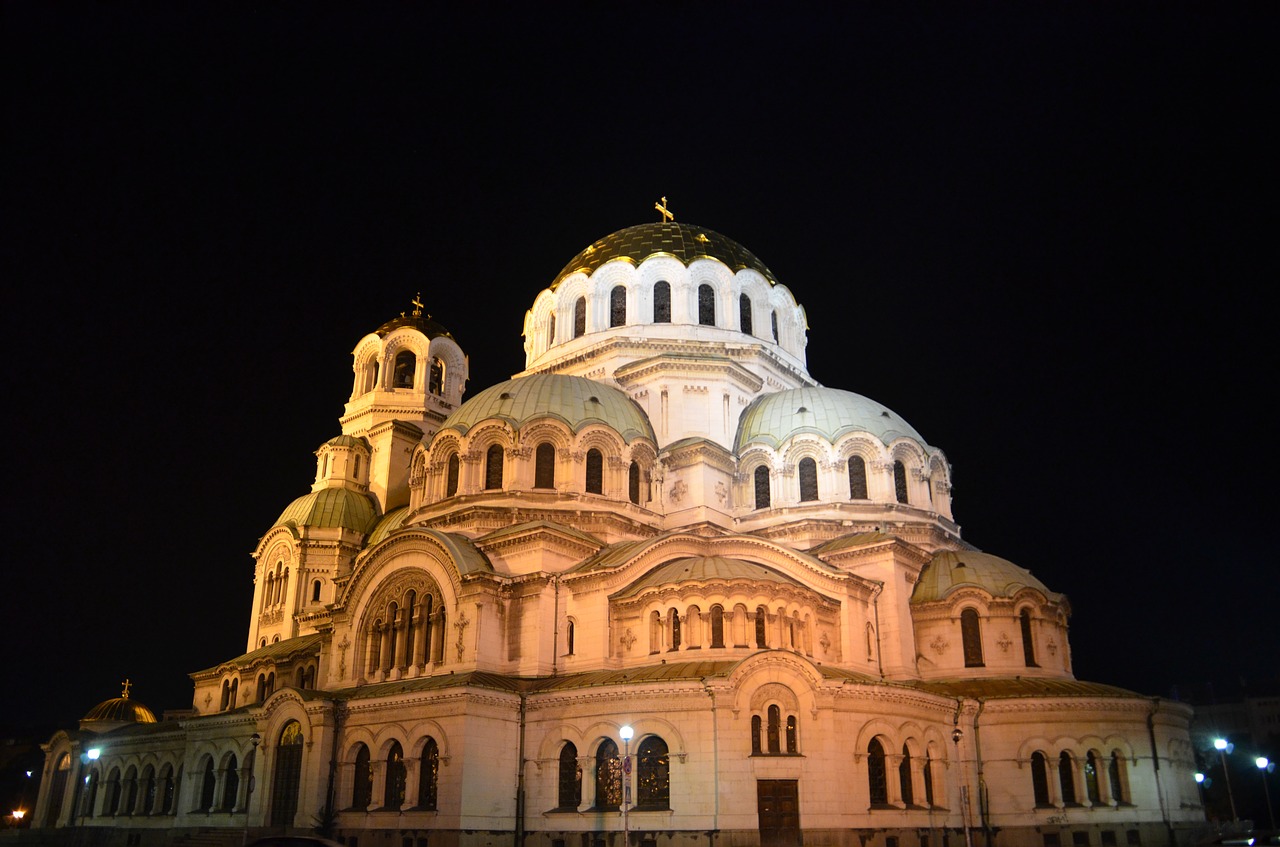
1032 751 1051 806
635 736 670 810
754 465 771 510
585 448 603 494
848 455 868 499
1059 751 1078 805
710 605 725 648
961 608 984 667
393 350 415 389
574 296 586 338
419 737 439 810
429 357 444 395
557 742 581 810
739 293 753 335
547 313 556 347
535 442 555 489
653 281 670 323
312 580 322 602
485 444 504 490
798 457 818 501
771 310 779 342
894 460 910 504
610 285 626 327
698 284 715 326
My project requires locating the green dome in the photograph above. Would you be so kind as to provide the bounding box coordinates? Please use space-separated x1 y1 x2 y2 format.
275 487 379 534
439 373 655 444
554 221 778 287
736 387 927 451
911 550 1058 604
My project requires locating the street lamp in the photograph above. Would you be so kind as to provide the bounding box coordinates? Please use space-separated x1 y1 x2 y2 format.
1214 739 1237 824
1257 757 1275 830
619 725 634 847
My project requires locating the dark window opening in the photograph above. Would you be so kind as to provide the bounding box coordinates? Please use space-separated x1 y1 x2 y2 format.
848 456 868 499
636 736 670 810
585 448 603 494
485 444 504 490
574 297 586 338
535 442 555 489
961 608 984 667
653 282 671 323
446 453 460 496
557 742 581 810
799 457 818 501
868 739 888 805
610 286 626 327
754 465 771 510
739 293 753 335
1021 609 1038 667
698 284 715 325
894 460 909 504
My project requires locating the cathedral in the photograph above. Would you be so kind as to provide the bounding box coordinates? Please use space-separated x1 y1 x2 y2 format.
34 216 1206 847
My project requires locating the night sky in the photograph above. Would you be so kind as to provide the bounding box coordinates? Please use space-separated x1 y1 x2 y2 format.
3 4 1274 735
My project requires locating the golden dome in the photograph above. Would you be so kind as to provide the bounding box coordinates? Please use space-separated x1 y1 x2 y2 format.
554 221 779 288
81 681 157 726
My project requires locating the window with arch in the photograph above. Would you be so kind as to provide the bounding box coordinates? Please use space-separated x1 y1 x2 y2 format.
585 448 603 494
574 296 586 338
198 759 216 812
961 608 984 667
899 745 914 806
104 767 121 816
698 283 715 325
270 721 303 827
668 607 681 650
798 457 819 501
710 605 725 648
653 281 671 323
393 350 415 389
385 742 406 809
753 705 799 755
629 461 641 504
754 465 771 510
867 738 889 806
351 744 372 810
739 293 753 335
924 753 935 806
418 737 439 810
1085 751 1101 804
1020 609 1038 667
312 580 322 603
636 736 670 810
220 754 239 812
446 453 460 496
1108 751 1127 804
894 460 910 504
122 765 138 816
610 285 626 327
547 313 556 347
1059 751 1078 805
159 764 174 814
595 739 621 810
82 769 100 817
428 357 444 395
534 442 555 489
557 742 581 810
1031 751 1052 806
485 444 504 489
565 619 575 655
755 605 768 648
353 454 361 481
849 455 868 499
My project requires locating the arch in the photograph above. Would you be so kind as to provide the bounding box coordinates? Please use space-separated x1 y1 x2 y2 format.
350 743 372 811
739 293 753 335
392 349 416 389
1085 749 1102 804
270 719 304 826
485 444 504 490
710 604 725 648
1020 608 1038 667
1108 749 1128 804
653 281 671 323
867 737 889 806
446 452 460 496
698 283 716 326
899 743 914 806
610 285 627 327
220 753 239 812
961 608 984 667
893 460 910 504
848 455 868 499
635 735 670 810
574 296 587 338
798 457 818 501
754 465 771 510
557 741 581 810
198 758 216 813
384 741 406 810
534 442 556 490
585 448 603 494
1059 751 1078 805
418 736 439 810
1031 751 1052 806
594 738 621 810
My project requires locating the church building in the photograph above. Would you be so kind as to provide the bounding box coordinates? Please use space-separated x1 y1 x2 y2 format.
34 215 1206 847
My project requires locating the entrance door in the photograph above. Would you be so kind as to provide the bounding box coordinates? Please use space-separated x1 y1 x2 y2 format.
270 721 304 827
757 779 801 847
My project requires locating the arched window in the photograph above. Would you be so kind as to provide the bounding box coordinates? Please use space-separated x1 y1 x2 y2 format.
767 705 781 753
428 357 444 395
1031 751 1051 806
894 460 910 504
1059 751 1078 805
636 736 670 809
629 461 641 504
899 745 914 806
924 755 935 806
610 285 626 327
270 721 304 826
535 442 555 489
710 605 725 648
446 453 460 496
698 283 715 325
351 744 372 811
221 754 239 812
669 607 681 650
848 456 868 499
585 448 603 494
1020 609 1038 667
312 580 322 602
867 739 888 806
122 765 138 816
751 716 762 754
557 742 581 810
385 742 406 809
754 465 771 510
199 759 216 812
547 313 556 347
653 281 670 323
393 350 415 389
574 296 587 338
485 444 504 490
961 608 984 667
595 739 621 809
418 738 439 810
1085 751 1101 804
1109 751 1127 804
786 715 798 753
157 765 172 815
771 310 779 342
798 457 818 501
739 293 753 335
565 619 575 655
103 767 121 816
755 606 768 648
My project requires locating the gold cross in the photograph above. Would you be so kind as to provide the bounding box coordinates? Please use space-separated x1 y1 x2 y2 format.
121 678 132 699
655 196 674 223
411 293 424 317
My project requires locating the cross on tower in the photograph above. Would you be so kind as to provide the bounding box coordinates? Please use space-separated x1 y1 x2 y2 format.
655 196 674 223
411 293 424 317
121 678 132 699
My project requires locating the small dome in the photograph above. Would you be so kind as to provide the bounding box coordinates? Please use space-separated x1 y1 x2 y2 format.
555 221 778 288
82 695 157 726
736 387 927 451
275 487 379 534
911 550 1058 604
323 435 369 450
374 311 453 340
439 373 656 444
612 556 801 599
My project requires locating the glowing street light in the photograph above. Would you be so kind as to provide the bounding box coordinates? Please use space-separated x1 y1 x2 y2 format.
1214 738 1237 823
1258 757 1275 830
619 725 634 847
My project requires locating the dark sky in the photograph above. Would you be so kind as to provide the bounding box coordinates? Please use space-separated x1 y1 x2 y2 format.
3 3 1274 734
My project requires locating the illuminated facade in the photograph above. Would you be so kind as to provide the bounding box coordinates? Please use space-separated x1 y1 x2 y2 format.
35 219 1205 847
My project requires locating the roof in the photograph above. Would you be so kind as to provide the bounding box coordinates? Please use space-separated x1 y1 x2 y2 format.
911 550 1059 604
736 386 928 451
273 487 379 535
82 696 157 725
374 311 454 341
909 678 1140 699
611 555 807 599
554 221 778 288
194 634 324 676
439 373 655 444
367 506 410 545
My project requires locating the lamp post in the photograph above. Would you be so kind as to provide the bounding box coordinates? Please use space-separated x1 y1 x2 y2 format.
1257 757 1275 830
619 725 634 847
1213 738 1237 824
953 728 973 847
